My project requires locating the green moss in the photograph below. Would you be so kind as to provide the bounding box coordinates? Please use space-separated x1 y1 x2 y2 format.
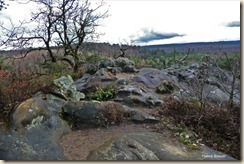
186 143 201 150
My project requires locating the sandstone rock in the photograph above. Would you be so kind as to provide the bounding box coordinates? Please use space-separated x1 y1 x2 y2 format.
75 69 117 93
129 110 159 123
156 80 178 94
85 64 98 74
94 68 117 81
114 84 163 107
61 101 128 128
75 73 94 92
114 57 134 67
98 57 136 73
98 59 116 68
107 66 122 75
162 64 240 104
204 85 230 103
1 92 71 160
87 132 236 160
12 96 49 130
132 68 171 89
53 75 85 101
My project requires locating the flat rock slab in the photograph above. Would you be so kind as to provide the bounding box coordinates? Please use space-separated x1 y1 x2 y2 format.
60 124 151 160
87 132 236 160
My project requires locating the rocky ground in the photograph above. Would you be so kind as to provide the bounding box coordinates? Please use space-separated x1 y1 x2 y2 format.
60 123 153 160
0 57 240 160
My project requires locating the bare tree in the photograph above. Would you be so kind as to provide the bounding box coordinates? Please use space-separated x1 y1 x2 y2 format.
53 0 109 71
175 47 191 68
216 51 240 108
0 0 108 72
26 0 60 62
0 18 34 54
0 0 8 11
113 44 129 59
113 40 135 59
187 66 211 117
0 1 60 61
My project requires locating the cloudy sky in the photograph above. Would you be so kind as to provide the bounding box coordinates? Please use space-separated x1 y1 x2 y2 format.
99 0 240 45
0 0 240 46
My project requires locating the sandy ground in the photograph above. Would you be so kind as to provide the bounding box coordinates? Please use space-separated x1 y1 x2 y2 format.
60 122 155 160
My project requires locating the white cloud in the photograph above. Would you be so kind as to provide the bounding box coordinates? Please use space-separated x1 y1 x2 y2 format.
98 0 240 45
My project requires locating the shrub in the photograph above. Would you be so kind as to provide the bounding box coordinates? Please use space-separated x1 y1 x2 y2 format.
159 96 240 159
39 61 68 78
0 57 3 70
99 103 125 127
0 70 32 122
217 55 240 71
85 54 103 64
0 69 51 124
89 86 115 101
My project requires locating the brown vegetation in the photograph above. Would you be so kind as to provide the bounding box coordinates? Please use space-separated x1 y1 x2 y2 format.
158 96 240 159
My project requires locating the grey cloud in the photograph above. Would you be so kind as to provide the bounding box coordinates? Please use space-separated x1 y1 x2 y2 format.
132 29 185 43
225 21 240 27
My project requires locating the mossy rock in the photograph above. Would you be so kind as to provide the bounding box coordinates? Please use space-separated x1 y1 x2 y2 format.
12 97 49 130
156 80 177 94
53 75 85 101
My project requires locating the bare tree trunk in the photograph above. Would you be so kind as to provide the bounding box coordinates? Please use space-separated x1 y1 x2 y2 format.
228 75 236 108
46 44 56 62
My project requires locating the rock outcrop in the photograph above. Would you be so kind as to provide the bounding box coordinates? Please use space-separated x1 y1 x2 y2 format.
98 57 137 73
53 75 85 101
0 92 70 160
61 101 128 128
87 132 236 160
0 57 239 160
161 63 240 104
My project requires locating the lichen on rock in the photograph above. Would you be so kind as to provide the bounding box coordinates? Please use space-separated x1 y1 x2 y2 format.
26 115 44 130
53 75 85 101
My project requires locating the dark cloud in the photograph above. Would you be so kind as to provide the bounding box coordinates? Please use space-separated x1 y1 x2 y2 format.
225 21 240 27
132 29 185 43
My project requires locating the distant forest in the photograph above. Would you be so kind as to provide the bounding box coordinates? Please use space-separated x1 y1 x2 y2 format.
0 40 240 58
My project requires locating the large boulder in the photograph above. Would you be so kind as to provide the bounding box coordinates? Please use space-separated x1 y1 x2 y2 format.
114 84 164 107
98 57 136 73
61 101 128 128
75 58 136 93
112 68 167 107
53 75 85 101
132 68 173 89
87 132 236 160
0 92 71 160
12 96 49 131
75 73 94 92
94 68 117 82
115 57 137 73
75 69 117 93
98 59 116 68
